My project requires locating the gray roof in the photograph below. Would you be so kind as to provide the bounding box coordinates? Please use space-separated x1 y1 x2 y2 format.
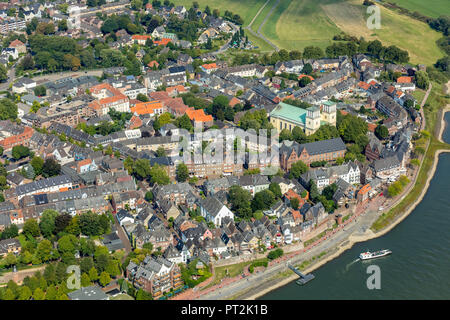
15 175 72 196
68 286 108 300
281 138 346 158
199 196 224 218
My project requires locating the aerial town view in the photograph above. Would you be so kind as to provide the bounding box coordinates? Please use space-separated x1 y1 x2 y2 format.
0 0 449 307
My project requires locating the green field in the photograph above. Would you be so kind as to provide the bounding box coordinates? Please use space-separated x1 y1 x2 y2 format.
250 0 276 33
388 0 450 18
171 0 266 26
172 0 446 65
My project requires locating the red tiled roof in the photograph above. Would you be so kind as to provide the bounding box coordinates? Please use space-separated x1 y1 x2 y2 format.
132 35 152 41
367 123 377 132
298 74 314 81
9 39 24 47
153 38 172 46
201 63 217 70
358 81 370 90
185 107 213 123
148 60 159 68
358 184 372 195
229 97 241 107
131 101 164 115
396 76 412 83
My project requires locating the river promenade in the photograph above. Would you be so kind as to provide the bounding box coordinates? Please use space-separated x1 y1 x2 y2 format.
193 85 450 300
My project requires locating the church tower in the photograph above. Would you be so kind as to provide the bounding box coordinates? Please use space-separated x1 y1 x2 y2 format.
321 101 337 126
305 106 321 135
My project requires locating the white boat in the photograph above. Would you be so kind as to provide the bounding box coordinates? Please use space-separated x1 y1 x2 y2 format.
359 249 392 260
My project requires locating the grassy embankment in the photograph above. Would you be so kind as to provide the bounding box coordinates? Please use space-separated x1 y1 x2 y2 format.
201 257 269 290
385 0 450 19
371 81 450 232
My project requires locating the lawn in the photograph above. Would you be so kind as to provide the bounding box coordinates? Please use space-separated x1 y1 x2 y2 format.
250 0 277 33
265 0 342 51
171 0 267 26
321 0 445 65
173 0 446 64
388 0 450 18
246 30 275 52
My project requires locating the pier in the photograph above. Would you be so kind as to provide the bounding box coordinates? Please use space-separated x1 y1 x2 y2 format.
287 263 315 285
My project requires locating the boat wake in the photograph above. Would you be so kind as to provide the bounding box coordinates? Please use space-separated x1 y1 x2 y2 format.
345 259 360 271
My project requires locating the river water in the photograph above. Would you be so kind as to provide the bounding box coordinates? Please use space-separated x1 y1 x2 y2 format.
260 112 450 300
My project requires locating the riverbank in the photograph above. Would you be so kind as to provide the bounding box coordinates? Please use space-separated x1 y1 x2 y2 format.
240 106 450 300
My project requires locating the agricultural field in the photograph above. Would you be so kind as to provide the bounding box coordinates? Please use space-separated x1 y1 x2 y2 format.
172 0 446 65
388 0 450 18
321 0 445 65
262 0 342 51
171 0 267 26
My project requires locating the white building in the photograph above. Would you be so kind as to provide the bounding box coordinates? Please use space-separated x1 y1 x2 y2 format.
199 196 234 227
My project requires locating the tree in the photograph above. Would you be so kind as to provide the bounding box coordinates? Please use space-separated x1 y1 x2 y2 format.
299 76 311 87
269 182 282 199
134 159 151 180
58 234 79 256
3 252 17 267
36 239 53 262
39 209 58 238
136 288 152 300
290 197 300 210
0 98 18 120
23 219 40 238
79 211 102 237
66 216 81 236
33 288 45 300
175 114 193 131
149 164 170 185
2 289 15 300
0 65 7 82
45 285 57 300
415 71 430 90
30 156 44 176
81 273 91 287
89 267 98 282
143 242 153 252
156 146 166 157
124 156 134 174
99 271 111 287
289 160 308 179
303 46 324 59
54 214 72 234
18 286 32 300
375 125 389 140
176 163 189 182
136 93 149 102
12 145 31 160
251 189 275 212
42 158 61 177
228 185 252 220
1 224 18 239
279 129 293 142
145 191 154 202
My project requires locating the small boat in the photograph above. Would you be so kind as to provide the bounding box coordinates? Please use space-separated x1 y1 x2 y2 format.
359 249 392 260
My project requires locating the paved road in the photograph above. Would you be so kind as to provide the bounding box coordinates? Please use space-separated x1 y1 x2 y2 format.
419 83 432 131
0 61 19 91
244 0 279 52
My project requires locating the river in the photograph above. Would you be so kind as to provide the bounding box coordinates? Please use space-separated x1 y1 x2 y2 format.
260 112 450 300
